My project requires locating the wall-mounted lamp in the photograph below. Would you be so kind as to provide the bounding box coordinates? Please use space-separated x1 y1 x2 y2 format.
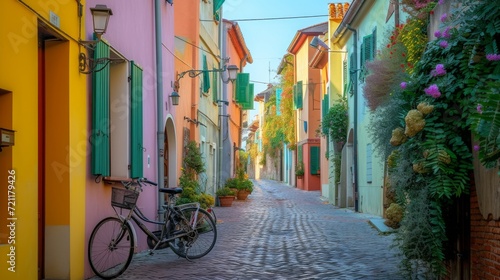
310 36 347 53
170 91 180 106
79 4 114 74
170 63 239 106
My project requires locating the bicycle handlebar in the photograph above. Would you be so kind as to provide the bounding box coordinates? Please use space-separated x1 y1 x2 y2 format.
137 178 158 186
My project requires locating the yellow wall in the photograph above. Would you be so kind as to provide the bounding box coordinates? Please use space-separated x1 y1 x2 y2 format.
0 0 87 279
0 1 40 279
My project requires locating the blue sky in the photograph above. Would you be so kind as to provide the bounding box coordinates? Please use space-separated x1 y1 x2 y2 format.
223 0 334 117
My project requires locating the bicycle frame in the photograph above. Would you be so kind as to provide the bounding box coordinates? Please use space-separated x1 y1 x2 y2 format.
111 196 202 253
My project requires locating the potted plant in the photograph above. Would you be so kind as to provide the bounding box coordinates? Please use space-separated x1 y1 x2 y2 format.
295 161 305 178
223 177 239 198
216 187 235 207
233 167 253 200
177 140 215 209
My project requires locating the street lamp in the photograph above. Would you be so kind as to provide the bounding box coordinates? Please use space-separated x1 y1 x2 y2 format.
79 4 114 74
310 36 347 53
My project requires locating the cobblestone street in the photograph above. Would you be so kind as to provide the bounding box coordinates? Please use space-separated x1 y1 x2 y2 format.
98 179 403 280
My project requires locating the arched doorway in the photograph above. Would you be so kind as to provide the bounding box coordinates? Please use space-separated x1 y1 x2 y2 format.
164 117 177 188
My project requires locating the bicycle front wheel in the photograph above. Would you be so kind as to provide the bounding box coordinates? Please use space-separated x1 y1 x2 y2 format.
88 217 134 279
168 207 217 259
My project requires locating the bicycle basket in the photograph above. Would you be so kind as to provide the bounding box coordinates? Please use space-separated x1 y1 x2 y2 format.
111 187 139 209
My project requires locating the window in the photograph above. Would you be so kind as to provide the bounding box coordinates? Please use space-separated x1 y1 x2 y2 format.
91 41 143 178
310 146 320 175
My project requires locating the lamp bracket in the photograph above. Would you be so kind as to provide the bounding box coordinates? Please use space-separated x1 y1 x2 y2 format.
79 52 124 74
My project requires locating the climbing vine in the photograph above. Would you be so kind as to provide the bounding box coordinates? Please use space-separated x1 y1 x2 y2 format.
365 0 500 277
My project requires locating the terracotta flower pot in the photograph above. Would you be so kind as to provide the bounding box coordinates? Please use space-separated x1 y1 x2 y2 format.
218 196 234 207
236 190 251 200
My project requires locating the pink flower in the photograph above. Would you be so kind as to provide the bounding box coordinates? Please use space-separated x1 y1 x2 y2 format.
443 27 452 38
424 84 441 98
434 30 442 38
439 40 448 48
440 13 447 22
400 82 407 89
431 64 446 77
473 144 480 151
486 54 500 61
438 0 445 4
477 104 483 114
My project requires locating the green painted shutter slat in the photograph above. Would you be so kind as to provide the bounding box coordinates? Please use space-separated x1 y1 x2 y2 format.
242 83 254 110
360 42 365 69
130 61 143 178
372 27 377 58
310 146 320 175
235 73 250 103
91 41 110 176
297 81 303 109
212 68 218 103
202 55 210 93
363 34 374 61
298 145 303 162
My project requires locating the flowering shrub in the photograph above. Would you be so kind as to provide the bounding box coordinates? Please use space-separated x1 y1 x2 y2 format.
365 0 500 277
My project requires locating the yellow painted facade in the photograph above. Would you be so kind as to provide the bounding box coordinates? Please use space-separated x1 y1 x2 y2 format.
0 0 88 278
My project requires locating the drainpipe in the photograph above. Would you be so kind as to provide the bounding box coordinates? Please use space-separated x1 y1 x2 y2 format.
154 0 165 216
345 24 359 212
218 11 224 191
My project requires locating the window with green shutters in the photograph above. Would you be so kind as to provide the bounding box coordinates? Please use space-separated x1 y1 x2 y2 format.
91 41 111 176
91 42 144 179
310 146 320 175
130 61 143 178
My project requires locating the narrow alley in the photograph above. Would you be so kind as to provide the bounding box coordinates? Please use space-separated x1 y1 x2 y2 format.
104 179 403 280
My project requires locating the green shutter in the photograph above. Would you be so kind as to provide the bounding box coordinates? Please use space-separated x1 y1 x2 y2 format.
363 34 374 61
310 146 320 175
372 27 377 58
202 55 210 93
213 0 225 12
130 61 143 178
91 41 110 176
297 81 303 109
235 73 250 103
212 68 218 103
241 83 254 110
298 145 303 162
321 92 329 134
343 59 348 90
360 42 365 69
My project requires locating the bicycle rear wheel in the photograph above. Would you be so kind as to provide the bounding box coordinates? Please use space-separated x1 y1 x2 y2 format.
168 207 217 259
88 217 134 279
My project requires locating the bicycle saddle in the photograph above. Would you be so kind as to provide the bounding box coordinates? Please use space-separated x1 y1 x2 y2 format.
159 187 183 194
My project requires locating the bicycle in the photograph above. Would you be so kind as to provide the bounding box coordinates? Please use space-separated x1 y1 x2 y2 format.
88 178 217 279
